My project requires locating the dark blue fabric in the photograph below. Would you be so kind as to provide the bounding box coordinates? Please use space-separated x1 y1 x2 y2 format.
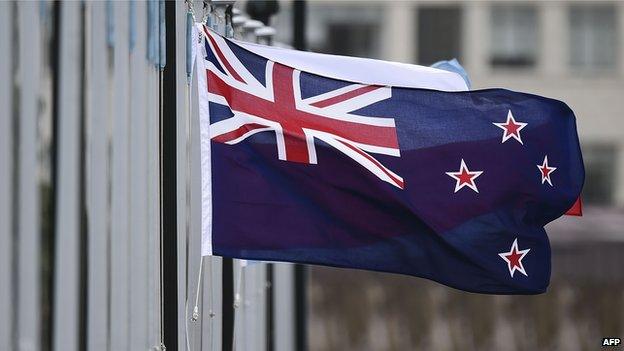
299 71 354 99
204 40 226 75
224 39 267 86
207 37 584 294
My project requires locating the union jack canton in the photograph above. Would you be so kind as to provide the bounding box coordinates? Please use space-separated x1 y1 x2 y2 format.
202 26 403 189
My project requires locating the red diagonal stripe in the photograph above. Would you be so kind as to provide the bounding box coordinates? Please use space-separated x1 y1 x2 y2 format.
311 85 381 108
338 140 404 189
203 26 245 83
213 123 269 143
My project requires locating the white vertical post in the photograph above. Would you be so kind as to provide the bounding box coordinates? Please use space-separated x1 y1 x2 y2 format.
110 2 130 350
147 30 161 351
243 264 255 351
234 259 246 351
17 2 42 351
86 1 111 350
274 263 295 351
52 2 82 351
255 265 268 351
129 1 150 349
463 2 488 80
541 2 566 77
145 3 161 348
201 258 223 351
0 2 13 350
380 1 414 63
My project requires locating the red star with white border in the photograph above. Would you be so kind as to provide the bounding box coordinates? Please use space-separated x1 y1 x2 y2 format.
498 238 530 277
493 110 528 145
445 159 483 193
537 155 557 186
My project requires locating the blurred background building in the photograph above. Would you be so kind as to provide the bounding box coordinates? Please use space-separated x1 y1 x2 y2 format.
256 1 624 350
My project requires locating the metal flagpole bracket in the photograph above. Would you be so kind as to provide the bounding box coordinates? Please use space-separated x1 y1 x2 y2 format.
202 0 213 28
255 26 276 46
232 14 248 39
210 0 235 37
185 0 197 22
242 19 263 43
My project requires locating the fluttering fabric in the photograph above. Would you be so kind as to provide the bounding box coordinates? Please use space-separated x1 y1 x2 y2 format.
196 25 583 294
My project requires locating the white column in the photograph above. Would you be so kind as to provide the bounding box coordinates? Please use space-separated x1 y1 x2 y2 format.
17 2 42 351
257 266 267 351
541 2 567 77
201 257 223 351
0 2 13 350
463 2 488 80
243 265 257 351
86 2 111 350
147 14 161 351
110 2 131 350
129 1 150 349
274 263 295 351
233 260 247 351
380 1 414 63
52 2 82 350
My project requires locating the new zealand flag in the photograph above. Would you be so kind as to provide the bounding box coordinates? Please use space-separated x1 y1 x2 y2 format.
196 26 584 294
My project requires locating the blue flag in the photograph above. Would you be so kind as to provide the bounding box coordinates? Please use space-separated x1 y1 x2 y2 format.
196 27 584 294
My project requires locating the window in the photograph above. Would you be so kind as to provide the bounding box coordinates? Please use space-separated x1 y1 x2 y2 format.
490 5 538 68
569 5 617 69
326 23 380 58
308 5 382 58
582 144 617 205
417 6 462 66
